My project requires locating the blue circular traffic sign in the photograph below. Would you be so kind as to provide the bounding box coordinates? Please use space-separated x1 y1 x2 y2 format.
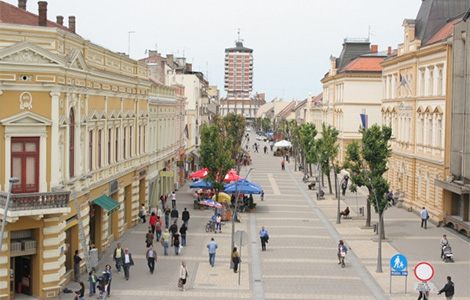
390 254 407 271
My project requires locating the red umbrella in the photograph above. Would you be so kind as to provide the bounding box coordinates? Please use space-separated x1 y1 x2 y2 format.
189 168 209 179
224 169 243 183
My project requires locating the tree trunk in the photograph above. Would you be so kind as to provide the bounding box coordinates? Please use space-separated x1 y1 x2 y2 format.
380 214 386 240
327 173 333 194
366 196 371 227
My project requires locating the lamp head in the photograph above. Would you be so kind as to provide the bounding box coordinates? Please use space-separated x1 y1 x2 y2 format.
9 177 19 184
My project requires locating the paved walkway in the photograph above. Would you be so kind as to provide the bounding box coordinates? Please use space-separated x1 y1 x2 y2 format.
64 137 470 300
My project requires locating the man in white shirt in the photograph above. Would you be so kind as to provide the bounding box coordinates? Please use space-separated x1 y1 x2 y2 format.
420 207 429 229
171 191 177 208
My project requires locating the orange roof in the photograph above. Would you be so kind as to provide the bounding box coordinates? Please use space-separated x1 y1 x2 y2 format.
340 57 384 73
425 18 460 46
0 1 72 33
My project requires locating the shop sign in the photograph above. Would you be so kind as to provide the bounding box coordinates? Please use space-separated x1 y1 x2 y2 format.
176 161 184 167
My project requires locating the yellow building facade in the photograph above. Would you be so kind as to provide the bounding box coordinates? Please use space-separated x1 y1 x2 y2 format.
0 20 150 300
381 19 453 223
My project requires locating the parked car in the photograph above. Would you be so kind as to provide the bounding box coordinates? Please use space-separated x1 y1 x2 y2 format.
256 135 267 141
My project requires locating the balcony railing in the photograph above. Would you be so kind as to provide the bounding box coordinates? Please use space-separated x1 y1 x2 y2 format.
0 191 70 211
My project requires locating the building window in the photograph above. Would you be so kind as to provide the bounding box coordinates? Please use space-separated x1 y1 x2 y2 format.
115 128 119 162
69 109 75 178
11 137 39 193
98 129 102 168
108 128 112 165
437 68 443 96
123 127 127 159
129 126 133 157
89 130 93 171
419 69 425 96
426 116 432 146
436 117 442 148
428 68 434 96
139 125 142 154
417 168 422 198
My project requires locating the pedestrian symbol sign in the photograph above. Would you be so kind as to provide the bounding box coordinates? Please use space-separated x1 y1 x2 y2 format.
390 254 407 271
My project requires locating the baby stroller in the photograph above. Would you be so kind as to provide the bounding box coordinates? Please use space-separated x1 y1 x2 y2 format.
442 245 454 263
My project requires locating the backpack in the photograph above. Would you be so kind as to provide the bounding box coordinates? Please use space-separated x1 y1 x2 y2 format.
155 220 161 230
170 224 177 233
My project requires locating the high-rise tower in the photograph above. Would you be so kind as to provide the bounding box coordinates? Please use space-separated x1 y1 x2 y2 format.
222 32 258 118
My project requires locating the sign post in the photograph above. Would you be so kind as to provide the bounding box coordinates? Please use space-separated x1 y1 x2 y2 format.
413 262 435 297
390 254 408 294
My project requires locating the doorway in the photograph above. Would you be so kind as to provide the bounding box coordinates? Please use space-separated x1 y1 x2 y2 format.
12 256 32 296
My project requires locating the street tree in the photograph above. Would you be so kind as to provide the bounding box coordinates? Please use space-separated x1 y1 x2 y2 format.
222 113 246 161
299 123 318 176
344 124 392 272
199 116 236 202
317 123 339 194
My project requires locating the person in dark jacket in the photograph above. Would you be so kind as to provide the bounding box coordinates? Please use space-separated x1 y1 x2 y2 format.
171 207 179 224
73 250 82 282
179 223 187 246
437 276 454 299
182 208 190 229
112 243 125 273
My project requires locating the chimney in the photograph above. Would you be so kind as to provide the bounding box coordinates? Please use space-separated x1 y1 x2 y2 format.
371 45 378 53
186 63 192 72
56 15 63 25
166 54 174 68
68 16 76 33
148 50 158 57
18 0 26 9
388 46 392 55
38 1 47 27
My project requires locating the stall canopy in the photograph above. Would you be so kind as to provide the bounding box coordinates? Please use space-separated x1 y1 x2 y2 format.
189 180 213 189
189 168 209 179
274 140 292 147
224 169 243 183
92 195 120 215
224 179 263 194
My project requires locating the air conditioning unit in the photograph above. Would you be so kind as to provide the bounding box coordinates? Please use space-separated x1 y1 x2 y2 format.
174 182 179 191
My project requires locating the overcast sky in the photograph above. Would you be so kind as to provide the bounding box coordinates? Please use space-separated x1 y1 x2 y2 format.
6 0 423 101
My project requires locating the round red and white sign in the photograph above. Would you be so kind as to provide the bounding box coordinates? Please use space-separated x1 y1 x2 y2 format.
414 262 434 282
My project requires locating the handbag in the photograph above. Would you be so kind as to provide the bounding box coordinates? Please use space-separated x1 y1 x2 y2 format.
178 278 183 288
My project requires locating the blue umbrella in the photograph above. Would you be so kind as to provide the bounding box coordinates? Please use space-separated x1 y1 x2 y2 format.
224 179 262 194
189 180 213 189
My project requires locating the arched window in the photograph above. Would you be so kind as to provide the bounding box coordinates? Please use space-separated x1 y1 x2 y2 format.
69 108 75 178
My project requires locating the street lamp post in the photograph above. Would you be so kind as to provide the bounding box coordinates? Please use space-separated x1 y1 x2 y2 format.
230 167 253 269
0 177 20 253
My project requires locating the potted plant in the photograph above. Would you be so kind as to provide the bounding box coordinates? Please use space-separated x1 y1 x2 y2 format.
248 195 256 212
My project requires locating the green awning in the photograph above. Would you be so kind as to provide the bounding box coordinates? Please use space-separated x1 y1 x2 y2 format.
92 195 120 215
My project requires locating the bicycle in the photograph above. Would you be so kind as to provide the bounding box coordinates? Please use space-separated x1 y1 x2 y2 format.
205 220 215 232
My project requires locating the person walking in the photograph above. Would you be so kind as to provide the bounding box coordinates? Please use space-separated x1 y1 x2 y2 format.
145 229 154 248
173 231 181 255
73 250 82 282
88 270 97 297
440 234 449 258
113 243 125 273
337 240 348 264
182 208 190 229
155 217 162 242
171 207 179 224
216 214 222 233
437 276 454 299
169 221 178 246
180 223 187 247
74 281 85 300
164 206 171 228
207 238 218 267
281 160 285 170
160 194 167 211
140 203 147 223
98 264 112 298
149 212 157 235
171 191 177 208
417 291 430 300
122 248 134 280
146 245 157 274
179 261 188 291
232 247 240 273
264 145 267 154
420 207 429 229
162 228 170 256
259 226 269 251
260 190 264 201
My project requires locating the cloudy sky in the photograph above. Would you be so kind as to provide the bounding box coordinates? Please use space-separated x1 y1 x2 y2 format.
6 0 422 101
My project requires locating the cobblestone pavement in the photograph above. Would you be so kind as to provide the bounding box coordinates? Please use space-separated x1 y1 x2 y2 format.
65 138 470 300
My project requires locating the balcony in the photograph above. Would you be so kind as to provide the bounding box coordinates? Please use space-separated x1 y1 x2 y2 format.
0 191 71 220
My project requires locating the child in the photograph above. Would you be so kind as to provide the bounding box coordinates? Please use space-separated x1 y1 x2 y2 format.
88 270 97 296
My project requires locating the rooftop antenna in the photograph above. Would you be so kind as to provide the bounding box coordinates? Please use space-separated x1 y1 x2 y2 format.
368 26 375 42
236 28 244 44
